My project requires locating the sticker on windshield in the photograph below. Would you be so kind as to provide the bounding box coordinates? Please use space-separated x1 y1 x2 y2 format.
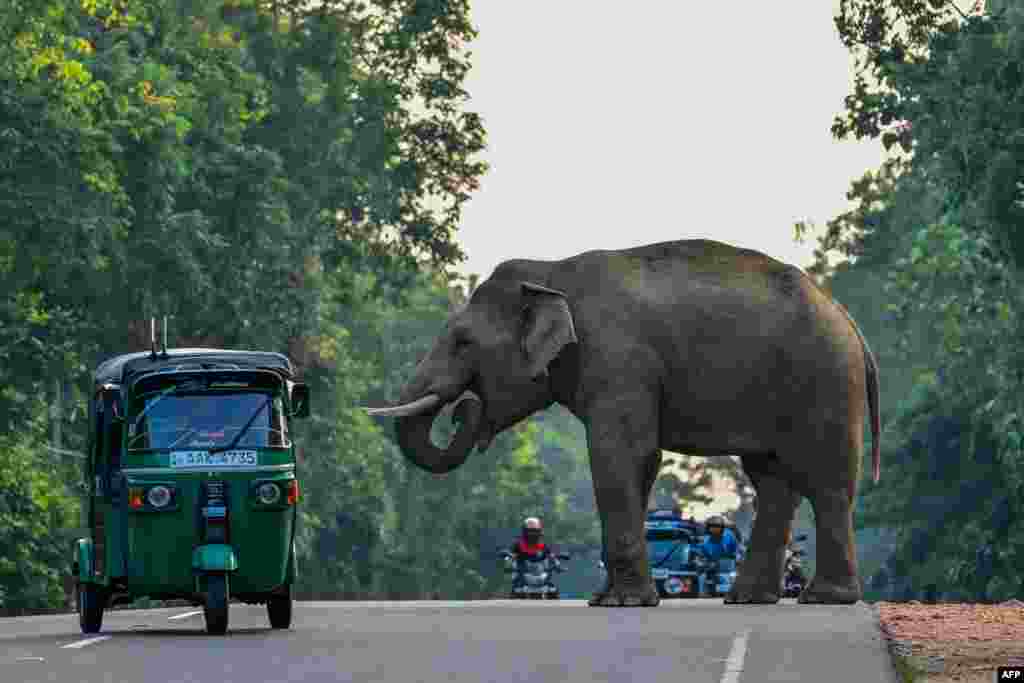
170 450 258 468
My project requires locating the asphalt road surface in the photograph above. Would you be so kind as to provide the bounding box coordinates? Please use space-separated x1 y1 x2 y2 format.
2 599 898 683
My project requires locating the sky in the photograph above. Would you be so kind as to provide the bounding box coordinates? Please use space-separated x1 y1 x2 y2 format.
451 2 888 281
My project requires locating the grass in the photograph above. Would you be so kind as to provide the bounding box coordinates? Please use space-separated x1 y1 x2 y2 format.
893 654 928 683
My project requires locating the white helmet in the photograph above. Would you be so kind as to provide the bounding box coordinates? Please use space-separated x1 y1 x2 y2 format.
522 517 543 543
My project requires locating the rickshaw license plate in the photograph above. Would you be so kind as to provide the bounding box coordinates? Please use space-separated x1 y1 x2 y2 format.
652 569 669 579
170 450 258 468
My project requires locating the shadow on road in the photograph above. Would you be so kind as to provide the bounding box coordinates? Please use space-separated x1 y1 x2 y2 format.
105 627 277 637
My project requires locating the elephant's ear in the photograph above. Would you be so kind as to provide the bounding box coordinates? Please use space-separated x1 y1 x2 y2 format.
520 282 578 381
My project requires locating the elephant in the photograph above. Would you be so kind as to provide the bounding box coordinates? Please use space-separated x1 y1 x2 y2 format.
366 239 880 607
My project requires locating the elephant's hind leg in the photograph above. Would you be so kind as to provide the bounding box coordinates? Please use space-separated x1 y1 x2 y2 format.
724 456 801 605
798 487 862 604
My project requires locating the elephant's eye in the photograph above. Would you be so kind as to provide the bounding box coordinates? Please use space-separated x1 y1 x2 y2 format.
453 336 472 353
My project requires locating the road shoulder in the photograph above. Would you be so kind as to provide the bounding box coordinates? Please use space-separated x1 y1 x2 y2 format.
873 600 1024 682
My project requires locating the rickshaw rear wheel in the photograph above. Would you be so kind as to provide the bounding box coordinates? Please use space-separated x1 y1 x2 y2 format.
78 583 104 634
203 573 229 635
267 586 292 629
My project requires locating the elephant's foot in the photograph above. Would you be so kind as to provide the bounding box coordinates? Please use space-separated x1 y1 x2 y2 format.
797 576 861 605
724 579 781 605
588 580 660 607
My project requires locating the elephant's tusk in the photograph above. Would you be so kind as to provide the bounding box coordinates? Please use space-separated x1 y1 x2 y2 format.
364 394 443 418
452 390 482 410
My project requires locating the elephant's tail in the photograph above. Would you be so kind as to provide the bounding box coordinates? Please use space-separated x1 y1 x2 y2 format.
862 329 881 484
836 302 881 484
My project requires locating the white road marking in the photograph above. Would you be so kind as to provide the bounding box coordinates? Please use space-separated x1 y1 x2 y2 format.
167 610 203 621
60 636 110 649
16 656 45 662
720 629 751 683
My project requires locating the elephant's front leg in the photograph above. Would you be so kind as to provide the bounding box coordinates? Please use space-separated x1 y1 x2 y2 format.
585 393 660 608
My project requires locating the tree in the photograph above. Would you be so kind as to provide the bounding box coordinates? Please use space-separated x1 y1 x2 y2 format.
0 408 81 611
0 0 489 607
806 0 1024 599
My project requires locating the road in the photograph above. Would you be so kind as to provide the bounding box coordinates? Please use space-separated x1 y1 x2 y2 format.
2 599 898 683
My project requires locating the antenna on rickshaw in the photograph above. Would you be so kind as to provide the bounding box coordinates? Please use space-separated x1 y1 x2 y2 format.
160 315 169 358
149 317 157 359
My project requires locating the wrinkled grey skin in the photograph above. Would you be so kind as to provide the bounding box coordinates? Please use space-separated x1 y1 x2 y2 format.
369 240 880 607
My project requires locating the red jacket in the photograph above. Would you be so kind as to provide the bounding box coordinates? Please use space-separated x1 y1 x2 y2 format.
513 539 549 558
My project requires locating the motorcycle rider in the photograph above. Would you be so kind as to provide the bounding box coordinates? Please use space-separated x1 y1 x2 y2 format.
699 515 739 563
508 517 560 567
784 528 796 562
505 517 563 593
783 528 807 589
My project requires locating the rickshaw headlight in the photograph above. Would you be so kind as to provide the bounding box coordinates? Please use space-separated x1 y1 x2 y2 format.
257 482 281 505
146 485 172 508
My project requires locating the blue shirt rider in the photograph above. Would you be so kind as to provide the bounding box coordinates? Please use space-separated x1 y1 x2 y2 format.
700 515 738 562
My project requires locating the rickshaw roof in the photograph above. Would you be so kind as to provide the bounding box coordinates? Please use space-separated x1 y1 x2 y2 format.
645 517 693 533
93 348 294 386
644 524 691 538
645 510 706 537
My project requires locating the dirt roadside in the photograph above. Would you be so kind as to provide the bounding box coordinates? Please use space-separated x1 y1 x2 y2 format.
875 600 1024 682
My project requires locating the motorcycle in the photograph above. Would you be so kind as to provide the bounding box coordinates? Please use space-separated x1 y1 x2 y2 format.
597 554 735 599
499 549 570 599
698 553 740 598
782 533 809 598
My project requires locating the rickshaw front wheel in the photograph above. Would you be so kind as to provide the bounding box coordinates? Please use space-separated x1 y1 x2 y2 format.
78 583 104 634
267 585 292 629
203 573 229 635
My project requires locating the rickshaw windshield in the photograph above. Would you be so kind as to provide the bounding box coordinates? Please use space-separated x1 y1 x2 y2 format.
646 525 693 563
646 529 691 543
127 391 290 451
647 537 690 565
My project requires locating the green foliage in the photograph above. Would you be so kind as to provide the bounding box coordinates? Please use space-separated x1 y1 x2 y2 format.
833 0 971 143
0 408 81 610
813 0 1024 600
0 0 733 607
0 0 490 607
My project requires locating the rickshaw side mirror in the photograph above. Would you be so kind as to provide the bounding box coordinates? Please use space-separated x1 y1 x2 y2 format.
291 383 311 418
99 386 123 421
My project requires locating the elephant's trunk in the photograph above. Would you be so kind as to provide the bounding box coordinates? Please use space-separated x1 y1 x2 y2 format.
393 391 484 474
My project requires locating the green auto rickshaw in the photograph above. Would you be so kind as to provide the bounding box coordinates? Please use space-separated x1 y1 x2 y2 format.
73 346 310 635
